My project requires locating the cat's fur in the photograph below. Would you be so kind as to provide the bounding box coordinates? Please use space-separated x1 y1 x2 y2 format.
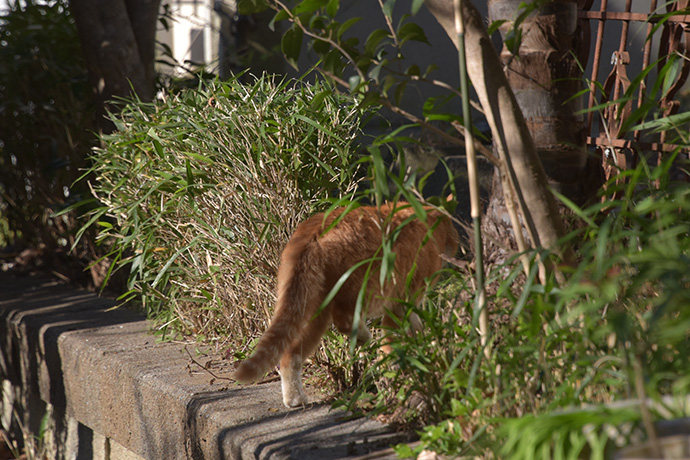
233 203 459 407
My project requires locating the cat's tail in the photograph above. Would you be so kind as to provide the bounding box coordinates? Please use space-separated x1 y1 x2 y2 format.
233 225 324 383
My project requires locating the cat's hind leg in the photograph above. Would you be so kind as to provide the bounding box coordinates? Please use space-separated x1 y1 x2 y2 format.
279 309 332 407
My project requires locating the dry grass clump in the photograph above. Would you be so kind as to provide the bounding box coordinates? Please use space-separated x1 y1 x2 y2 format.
85 76 365 346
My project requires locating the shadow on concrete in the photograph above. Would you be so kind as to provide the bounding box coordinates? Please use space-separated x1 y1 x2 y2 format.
182 385 405 460
217 406 403 460
0 273 141 458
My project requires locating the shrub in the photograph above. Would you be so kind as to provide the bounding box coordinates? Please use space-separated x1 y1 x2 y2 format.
0 0 94 251
382 151 690 458
489 153 690 459
83 75 366 344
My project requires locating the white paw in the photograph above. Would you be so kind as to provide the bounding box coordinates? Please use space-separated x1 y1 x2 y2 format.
283 390 308 408
279 354 308 407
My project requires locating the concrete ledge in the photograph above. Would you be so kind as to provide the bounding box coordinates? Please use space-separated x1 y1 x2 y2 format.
0 273 404 459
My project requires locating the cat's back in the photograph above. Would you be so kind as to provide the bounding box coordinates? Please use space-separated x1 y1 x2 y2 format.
281 203 457 267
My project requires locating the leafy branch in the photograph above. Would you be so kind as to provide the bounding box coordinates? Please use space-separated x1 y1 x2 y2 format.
241 0 492 162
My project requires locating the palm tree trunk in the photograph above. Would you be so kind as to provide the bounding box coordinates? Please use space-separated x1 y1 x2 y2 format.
425 0 570 261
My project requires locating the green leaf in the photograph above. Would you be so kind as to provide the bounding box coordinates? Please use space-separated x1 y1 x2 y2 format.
369 146 388 204
237 0 270 14
398 22 429 46
358 91 381 109
382 74 397 95
348 74 362 92
293 114 339 138
411 0 424 15
312 37 331 55
552 190 597 228
269 9 290 31
152 236 201 289
407 356 429 372
185 158 193 187
422 63 439 78
367 60 385 82
308 14 327 30
382 0 396 19
406 64 420 76
365 29 391 56
380 240 395 286
504 27 522 56
310 90 330 110
324 48 345 76
488 19 507 35
394 80 407 105
294 0 328 15
629 111 690 133
661 53 682 97
425 113 462 123
182 150 214 164
316 257 376 317
337 16 362 39
326 0 339 16
394 443 415 458
282 27 303 69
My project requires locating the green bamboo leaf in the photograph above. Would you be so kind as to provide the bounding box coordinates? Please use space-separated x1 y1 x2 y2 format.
152 236 201 288
315 257 377 318
379 239 396 286
511 255 539 318
407 357 429 372
628 111 690 134
185 158 193 186
310 89 330 110
182 150 214 164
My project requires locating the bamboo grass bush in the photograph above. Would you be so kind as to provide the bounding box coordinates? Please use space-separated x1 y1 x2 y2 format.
82 75 366 345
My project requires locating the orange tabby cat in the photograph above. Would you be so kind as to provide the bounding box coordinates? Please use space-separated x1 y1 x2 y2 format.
233 202 459 407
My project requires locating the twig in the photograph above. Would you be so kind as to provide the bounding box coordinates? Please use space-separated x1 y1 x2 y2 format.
185 346 281 385
451 120 499 165
377 0 399 48
499 165 531 277
273 0 367 84
381 98 498 165
271 0 497 166
184 345 234 382
405 72 485 114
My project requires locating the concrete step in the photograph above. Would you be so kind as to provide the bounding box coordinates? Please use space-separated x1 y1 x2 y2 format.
0 273 406 459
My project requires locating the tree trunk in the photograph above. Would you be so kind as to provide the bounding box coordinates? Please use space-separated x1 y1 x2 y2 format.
70 0 161 132
488 0 597 202
424 0 569 259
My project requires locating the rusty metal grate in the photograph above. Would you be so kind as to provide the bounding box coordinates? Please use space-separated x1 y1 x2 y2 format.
579 0 690 177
